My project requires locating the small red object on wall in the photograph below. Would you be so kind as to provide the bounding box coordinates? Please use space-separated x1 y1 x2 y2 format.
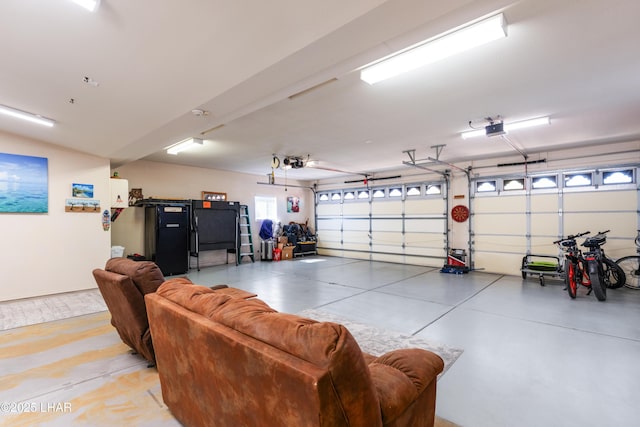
451 205 469 222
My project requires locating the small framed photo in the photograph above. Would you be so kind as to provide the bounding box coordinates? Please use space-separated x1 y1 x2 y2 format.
202 191 227 201
72 183 94 198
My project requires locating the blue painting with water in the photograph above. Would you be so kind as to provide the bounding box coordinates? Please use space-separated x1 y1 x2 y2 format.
0 152 48 213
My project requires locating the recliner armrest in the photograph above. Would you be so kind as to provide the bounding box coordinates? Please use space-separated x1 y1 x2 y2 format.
368 348 443 424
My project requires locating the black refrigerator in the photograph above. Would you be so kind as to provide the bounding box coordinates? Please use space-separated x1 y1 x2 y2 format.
145 204 190 276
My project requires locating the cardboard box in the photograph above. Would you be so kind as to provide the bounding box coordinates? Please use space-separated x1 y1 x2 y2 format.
282 245 295 260
278 236 288 244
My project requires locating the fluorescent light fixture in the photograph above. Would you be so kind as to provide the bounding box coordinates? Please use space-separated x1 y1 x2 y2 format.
166 138 203 155
461 116 550 139
70 0 100 12
361 13 507 84
0 104 55 127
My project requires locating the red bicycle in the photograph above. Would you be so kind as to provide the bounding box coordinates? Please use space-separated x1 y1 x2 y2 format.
555 231 591 299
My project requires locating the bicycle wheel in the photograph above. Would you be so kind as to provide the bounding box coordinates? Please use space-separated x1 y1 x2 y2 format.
603 257 625 288
587 259 606 301
564 259 577 299
617 255 640 290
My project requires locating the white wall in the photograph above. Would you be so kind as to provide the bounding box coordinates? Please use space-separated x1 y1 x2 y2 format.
110 160 314 259
0 131 111 302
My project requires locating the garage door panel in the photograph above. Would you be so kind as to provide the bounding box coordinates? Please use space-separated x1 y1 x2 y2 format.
343 230 369 242
372 253 407 264
317 230 341 243
371 244 403 253
474 195 526 212
372 219 402 232
405 232 443 246
316 218 341 231
474 214 526 234
563 212 637 240
342 219 369 231
372 200 402 215
474 252 522 275
405 247 446 257
564 190 636 211
342 203 370 216
405 218 445 233
317 248 343 257
371 232 403 245
531 193 559 211
531 213 559 236
530 237 560 257
317 204 341 216
403 255 441 267
344 251 370 261
474 235 526 253
405 199 445 215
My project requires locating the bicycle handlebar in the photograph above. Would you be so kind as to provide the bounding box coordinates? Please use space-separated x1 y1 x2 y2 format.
553 231 590 245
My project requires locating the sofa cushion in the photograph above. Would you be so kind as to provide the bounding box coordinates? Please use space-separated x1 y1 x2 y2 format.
105 258 165 295
157 278 233 317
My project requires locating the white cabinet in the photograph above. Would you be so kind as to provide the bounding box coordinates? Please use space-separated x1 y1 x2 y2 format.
110 178 129 208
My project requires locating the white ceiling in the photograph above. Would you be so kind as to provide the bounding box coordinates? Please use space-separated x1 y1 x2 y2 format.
2 0 639 181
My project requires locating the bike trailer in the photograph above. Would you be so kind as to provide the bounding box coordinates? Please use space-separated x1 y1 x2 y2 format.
521 254 563 286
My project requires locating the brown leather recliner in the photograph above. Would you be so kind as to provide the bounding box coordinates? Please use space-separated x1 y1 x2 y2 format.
146 280 445 427
92 258 165 364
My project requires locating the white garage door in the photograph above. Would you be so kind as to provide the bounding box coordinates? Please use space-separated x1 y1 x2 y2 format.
471 167 638 275
316 183 447 267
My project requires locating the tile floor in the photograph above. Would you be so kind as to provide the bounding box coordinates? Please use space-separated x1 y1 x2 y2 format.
3 255 640 426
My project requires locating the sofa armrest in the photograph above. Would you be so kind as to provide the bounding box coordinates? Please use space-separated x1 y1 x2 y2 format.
368 348 444 424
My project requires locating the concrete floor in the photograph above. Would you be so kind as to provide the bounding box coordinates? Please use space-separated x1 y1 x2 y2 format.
3 255 640 426
184 256 640 427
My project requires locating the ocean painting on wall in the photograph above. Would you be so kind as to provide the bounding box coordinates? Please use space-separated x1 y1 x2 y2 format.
0 152 48 213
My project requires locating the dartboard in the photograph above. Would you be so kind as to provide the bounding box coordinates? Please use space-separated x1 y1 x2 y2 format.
451 205 469 222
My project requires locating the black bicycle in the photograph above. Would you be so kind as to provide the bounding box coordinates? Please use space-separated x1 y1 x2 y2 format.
615 230 640 290
580 230 625 301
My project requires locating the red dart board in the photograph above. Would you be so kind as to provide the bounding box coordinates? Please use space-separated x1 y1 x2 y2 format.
451 205 469 222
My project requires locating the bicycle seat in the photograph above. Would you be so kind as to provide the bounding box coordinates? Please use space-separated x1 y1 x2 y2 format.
583 235 606 248
561 239 576 248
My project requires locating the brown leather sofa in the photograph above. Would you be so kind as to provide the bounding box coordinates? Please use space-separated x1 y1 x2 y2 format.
146 280 444 427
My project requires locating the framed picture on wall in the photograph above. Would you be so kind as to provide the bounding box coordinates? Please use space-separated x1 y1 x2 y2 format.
72 183 94 198
202 191 227 201
287 196 300 213
0 152 48 213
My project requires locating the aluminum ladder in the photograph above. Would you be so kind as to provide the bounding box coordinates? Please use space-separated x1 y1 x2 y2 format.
239 205 255 263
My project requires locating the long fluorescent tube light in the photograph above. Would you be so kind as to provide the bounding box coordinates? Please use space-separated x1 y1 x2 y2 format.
166 138 203 155
0 104 55 127
70 0 100 12
360 13 507 84
461 116 550 139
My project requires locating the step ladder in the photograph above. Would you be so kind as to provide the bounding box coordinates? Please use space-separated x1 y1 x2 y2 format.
238 205 255 263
